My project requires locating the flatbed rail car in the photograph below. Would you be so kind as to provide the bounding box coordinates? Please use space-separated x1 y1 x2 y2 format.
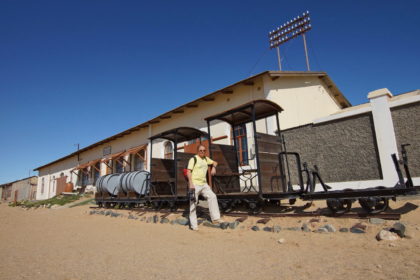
204 99 419 214
95 99 420 214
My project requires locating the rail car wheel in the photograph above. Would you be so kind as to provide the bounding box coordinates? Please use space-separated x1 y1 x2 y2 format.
326 198 352 215
359 197 389 214
152 201 161 210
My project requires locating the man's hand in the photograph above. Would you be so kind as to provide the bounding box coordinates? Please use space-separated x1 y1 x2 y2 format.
210 166 216 176
189 184 195 189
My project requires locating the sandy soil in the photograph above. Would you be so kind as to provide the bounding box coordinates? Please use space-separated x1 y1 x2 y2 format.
0 199 419 280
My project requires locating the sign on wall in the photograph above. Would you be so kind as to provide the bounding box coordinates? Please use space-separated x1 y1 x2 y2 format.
103 146 112 156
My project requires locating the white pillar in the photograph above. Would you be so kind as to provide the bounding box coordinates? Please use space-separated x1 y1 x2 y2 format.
147 125 152 171
368 88 399 186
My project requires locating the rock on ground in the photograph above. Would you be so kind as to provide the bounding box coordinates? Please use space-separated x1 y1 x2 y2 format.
377 230 399 241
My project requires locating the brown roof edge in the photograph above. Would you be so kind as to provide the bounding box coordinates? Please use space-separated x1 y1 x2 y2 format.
0 176 38 186
33 71 270 171
34 70 349 171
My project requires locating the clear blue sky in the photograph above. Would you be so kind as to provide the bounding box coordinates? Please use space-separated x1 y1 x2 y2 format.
1 0 419 184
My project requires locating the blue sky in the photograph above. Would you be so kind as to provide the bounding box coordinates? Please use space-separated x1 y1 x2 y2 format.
0 0 419 183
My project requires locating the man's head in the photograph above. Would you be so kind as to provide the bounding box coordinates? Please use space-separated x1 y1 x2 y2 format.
197 145 206 158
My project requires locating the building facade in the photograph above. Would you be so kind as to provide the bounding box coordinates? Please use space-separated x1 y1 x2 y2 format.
0 176 38 202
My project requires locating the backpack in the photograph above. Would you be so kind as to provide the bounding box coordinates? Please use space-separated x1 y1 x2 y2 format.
183 155 198 181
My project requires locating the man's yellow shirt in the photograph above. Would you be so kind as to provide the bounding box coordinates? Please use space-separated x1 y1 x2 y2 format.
187 155 214 186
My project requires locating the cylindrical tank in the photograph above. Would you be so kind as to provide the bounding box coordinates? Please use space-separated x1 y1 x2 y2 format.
122 171 149 195
96 171 149 195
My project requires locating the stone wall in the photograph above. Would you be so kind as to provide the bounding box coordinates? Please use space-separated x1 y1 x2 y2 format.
391 102 420 177
280 113 382 184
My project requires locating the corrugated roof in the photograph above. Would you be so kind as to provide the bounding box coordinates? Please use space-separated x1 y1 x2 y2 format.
0 176 38 187
34 71 348 171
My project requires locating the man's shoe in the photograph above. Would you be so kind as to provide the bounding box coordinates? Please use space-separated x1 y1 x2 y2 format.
191 227 199 231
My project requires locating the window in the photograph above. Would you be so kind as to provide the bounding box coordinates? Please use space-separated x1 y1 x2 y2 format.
133 151 145 171
41 178 45 194
115 158 124 173
81 169 89 186
164 141 173 159
233 124 248 165
52 176 56 195
92 162 101 184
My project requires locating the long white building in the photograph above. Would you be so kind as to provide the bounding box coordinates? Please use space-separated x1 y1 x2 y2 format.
34 71 419 200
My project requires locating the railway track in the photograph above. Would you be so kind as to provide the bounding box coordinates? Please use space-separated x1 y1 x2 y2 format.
92 206 402 220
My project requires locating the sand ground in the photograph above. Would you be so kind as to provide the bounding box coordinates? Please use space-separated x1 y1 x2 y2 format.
0 199 419 280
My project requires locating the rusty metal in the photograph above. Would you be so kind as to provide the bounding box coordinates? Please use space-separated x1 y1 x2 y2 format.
222 211 401 220
236 216 248 222
257 218 271 224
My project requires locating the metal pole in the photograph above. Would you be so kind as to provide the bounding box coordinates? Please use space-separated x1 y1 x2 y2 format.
302 34 310 71
251 105 263 197
207 121 213 159
276 47 282 71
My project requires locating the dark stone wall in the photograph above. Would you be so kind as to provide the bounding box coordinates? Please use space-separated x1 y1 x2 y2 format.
280 113 382 183
391 102 420 177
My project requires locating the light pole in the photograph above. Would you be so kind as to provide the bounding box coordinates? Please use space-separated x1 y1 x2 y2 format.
269 11 312 71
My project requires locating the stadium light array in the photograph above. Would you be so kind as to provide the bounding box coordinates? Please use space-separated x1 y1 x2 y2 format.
268 11 312 71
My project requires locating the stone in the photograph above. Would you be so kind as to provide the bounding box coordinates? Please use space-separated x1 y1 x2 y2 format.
220 222 230 230
277 238 286 244
110 212 120 218
369 218 386 225
98 210 105 215
175 217 189 226
285 227 301 231
352 223 367 231
301 223 311 232
324 224 336 233
251 226 260 231
317 227 329 233
160 218 170 224
389 243 396 247
170 220 176 225
263 227 272 232
140 217 146 221
229 221 240 230
128 214 137 220
339 228 349 233
350 227 365 234
390 222 406 238
146 217 152 223
197 219 204 225
153 215 159 223
273 225 282 233
203 221 220 228
89 210 96 215
309 218 320 223
376 230 399 241
105 210 112 216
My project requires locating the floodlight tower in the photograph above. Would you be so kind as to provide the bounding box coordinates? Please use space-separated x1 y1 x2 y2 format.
269 11 312 71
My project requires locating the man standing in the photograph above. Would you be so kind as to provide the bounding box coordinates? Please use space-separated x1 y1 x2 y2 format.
187 144 223 230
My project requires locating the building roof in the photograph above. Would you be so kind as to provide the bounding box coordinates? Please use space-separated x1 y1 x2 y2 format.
34 71 349 171
0 176 38 187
